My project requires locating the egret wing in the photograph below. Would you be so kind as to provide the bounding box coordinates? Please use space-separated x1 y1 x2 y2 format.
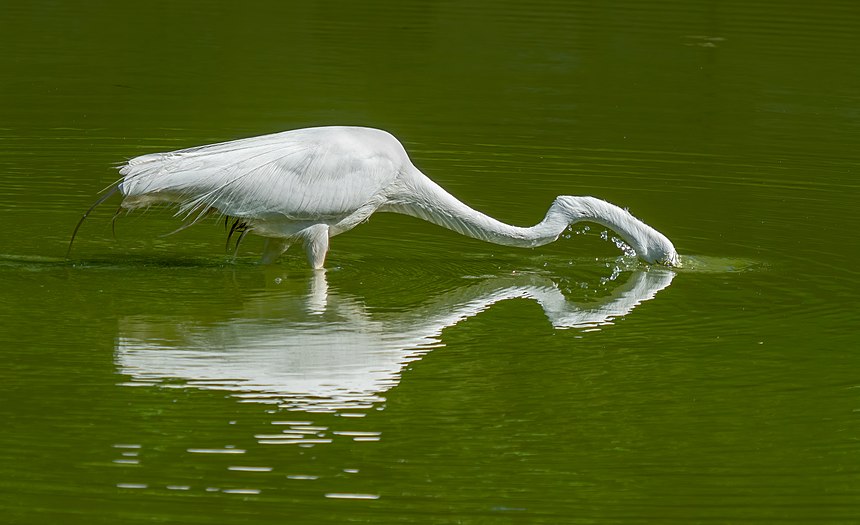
118 127 403 221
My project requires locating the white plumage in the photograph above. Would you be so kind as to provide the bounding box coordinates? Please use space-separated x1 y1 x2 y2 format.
69 126 680 268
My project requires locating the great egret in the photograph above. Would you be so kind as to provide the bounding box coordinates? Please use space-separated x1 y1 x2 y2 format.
68 126 680 268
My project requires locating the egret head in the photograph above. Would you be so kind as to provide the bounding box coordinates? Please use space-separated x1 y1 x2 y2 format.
636 228 681 267
553 195 680 267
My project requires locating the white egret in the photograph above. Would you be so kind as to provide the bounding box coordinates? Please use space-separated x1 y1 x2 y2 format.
68 126 680 268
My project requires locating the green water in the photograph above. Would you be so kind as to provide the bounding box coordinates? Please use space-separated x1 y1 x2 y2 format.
2 1 859 523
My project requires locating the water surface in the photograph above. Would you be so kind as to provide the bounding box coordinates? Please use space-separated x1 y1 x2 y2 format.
1 1 859 523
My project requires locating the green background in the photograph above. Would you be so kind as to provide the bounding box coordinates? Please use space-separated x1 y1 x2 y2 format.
1 1 859 523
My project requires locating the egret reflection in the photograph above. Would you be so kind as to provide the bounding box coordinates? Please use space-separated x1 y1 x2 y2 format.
116 268 674 413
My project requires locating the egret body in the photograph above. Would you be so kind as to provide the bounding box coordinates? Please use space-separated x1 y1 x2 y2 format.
69 126 680 268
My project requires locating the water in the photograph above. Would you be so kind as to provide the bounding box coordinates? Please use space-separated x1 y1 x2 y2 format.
2 1 859 523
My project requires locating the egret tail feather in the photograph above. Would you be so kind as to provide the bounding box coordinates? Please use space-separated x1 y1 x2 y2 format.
232 228 250 258
225 218 249 252
161 207 216 237
66 185 121 257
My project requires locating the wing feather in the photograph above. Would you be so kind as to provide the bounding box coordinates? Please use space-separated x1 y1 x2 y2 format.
118 127 406 222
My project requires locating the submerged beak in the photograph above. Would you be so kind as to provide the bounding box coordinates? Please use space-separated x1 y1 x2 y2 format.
662 252 681 267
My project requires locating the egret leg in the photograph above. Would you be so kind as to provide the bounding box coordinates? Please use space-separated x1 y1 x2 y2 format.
260 238 290 265
303 224 330 270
